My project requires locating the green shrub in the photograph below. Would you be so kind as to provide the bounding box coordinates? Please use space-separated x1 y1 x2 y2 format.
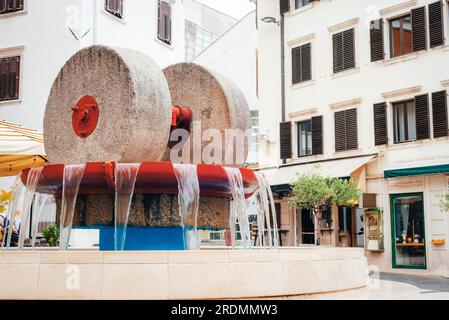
43 224 60 247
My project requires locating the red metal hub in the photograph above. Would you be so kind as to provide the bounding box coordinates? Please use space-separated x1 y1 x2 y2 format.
72 95 100 138
169 105 193 148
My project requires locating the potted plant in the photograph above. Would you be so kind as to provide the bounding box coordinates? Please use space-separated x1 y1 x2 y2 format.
43 224 60 247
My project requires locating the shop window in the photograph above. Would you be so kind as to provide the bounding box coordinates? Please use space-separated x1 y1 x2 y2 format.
389 14 412 57
393 100 416 143
391 194 426 269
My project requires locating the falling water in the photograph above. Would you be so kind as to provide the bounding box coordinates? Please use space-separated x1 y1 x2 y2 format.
224 167 252 249
59 164 86 250
31 193 54 249
114 163 140 251
17 167 43 249
255 172 279 248
2 176 24 249
173 164 200 250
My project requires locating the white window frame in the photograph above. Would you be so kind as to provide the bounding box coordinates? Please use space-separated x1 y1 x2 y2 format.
0 0 27 19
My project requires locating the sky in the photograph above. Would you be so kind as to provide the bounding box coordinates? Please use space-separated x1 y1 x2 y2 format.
194 0 255 20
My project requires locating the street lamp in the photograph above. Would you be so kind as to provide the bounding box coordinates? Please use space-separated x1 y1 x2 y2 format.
261 16 279 26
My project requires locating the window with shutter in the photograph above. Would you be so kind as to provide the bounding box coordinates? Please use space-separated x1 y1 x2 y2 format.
389 14 413 57
370 19 384 62
333 29 355 74
158 1 172 45
393 100 416 143
292 43 311 85
297 120 312 157
432 90 448 138
411 6 427 52
311 116 323 155
105 0 123 19
335 109 358 152
0 56 20 102
0 0 23 14
429 1 444 48
280 0 290 15
373 102 388 145
415 94 430 140
280 122 292 160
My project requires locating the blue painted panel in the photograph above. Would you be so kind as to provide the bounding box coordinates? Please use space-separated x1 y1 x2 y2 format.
99 227 186 251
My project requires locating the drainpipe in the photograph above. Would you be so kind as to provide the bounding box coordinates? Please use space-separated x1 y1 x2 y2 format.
280 14 286 165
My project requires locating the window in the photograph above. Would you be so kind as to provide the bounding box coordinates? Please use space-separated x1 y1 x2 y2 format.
389 15 412 57
105 0 123 19
0 0 24 15
0 56 20 102
391 193 426 269
332 29 355 73
295 0 310 9
334 108 358 152
158 1 172 45
297 120 312 157
292 43 311 85
393 100 416 143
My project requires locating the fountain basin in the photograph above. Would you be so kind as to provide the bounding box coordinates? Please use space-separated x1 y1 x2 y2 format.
20 162 258 198
0 248 368 300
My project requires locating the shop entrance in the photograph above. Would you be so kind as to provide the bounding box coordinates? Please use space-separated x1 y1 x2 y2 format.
390 193 427 269
296 209 315 245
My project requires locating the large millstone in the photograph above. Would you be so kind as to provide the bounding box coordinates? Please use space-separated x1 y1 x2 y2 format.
163 63 251 166
44 45 172 164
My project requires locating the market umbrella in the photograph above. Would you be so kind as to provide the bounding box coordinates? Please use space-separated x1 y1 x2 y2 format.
0 120 47 177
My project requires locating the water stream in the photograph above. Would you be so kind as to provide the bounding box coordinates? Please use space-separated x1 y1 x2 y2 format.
59 164 86 250
255 172 279 248
114 163 140 251
31 193 54 249
224 167 252 249
16 167 43 249
173 164 200 250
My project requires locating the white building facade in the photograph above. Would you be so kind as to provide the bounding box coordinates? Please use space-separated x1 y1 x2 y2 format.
258 0 449 275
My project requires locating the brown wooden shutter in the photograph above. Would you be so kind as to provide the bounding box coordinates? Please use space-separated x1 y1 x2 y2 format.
415 94 430 140
0 0 7 13
432 90 448 138
0 58 8 101
345 108 358 150
333 32 343 73
335 109 357 151
280 0 290 15
412 7 427 52
343 29 355 70
158 1 171 43
311 116 323 155
370 19 384 62
429 1 444 48
291 46 301 85
301 43 312 82
166 2 172 43
373 102 388 145
7 57 19 100
7 0 20 11
280 122 292 160
334 110 346 151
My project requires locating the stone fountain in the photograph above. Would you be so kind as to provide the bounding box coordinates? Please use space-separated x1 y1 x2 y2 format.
0 46 369 299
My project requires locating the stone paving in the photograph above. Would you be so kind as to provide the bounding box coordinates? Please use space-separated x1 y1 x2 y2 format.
274 273 449 300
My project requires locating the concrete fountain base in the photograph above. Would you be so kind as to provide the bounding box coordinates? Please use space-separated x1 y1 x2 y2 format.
0 247 368 300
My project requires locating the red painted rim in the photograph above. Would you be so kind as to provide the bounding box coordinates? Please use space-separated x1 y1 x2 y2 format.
71 95 100 138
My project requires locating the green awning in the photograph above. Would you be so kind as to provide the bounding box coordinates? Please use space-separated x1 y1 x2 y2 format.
384 164 449 178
